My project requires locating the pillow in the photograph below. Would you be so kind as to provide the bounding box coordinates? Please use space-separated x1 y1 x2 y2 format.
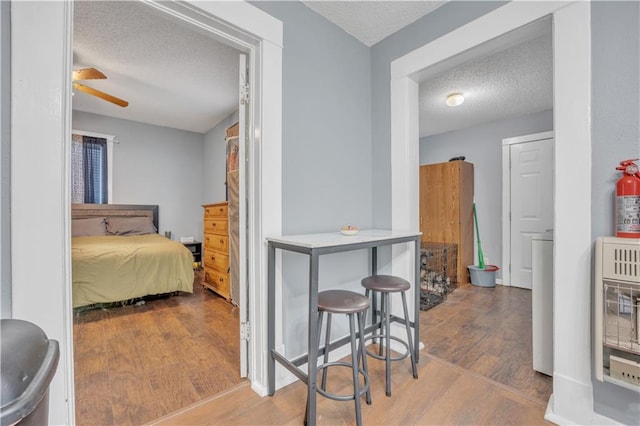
106 216 157 235
72 217 107 237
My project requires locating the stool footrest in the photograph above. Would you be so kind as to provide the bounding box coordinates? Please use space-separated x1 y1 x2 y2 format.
316 362 370 402
363 335 411 362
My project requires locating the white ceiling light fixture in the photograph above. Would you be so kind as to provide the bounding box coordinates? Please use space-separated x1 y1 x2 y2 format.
446 92 465 107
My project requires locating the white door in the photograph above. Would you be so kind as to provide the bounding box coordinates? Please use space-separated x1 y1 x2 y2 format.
238 53 249 377
504 133 554 289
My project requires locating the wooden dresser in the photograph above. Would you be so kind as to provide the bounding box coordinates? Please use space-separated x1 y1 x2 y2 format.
202 202 231 301
419 160 474 285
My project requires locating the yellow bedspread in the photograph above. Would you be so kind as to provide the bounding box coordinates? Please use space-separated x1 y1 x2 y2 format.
72 234 194 308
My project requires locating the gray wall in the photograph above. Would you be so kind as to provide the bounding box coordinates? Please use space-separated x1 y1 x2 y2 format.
251 1 373 356
419 109 553 278
252 1 372 235
203 110 238 204
591 2 640 424
72 111 206 243
0 0 10 318
591 1 640 239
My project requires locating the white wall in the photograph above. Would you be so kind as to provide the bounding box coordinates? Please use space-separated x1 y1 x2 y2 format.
419 109 553 278
203 110 238 204
73 111 205 242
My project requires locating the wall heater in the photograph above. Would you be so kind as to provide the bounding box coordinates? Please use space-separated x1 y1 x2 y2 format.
595 237 640 390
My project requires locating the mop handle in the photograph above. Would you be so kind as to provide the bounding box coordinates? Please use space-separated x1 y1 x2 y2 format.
473 203 485 269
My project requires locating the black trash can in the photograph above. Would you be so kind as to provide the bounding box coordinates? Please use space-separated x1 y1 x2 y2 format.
1 319 60 426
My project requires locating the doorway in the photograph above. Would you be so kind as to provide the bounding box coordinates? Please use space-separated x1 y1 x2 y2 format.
70 3 249 423
9 1 282 424
390 2 592 423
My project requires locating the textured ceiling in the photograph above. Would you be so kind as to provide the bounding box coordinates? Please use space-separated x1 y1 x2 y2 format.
419 32 553 137
73 1 552 139
301 1 447 46
73 1 239 134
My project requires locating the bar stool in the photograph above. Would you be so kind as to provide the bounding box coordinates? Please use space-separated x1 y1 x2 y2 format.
361 275 418 396
313 289 372 426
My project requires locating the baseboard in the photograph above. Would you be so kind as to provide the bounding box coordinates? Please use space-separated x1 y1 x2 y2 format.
545 374 621 425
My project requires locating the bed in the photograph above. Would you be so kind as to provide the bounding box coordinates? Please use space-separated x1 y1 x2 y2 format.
71 204 194 309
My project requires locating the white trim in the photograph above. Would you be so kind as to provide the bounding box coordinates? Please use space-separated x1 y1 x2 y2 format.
501 130 554 287
72 129 115 203
186 1 283 47
11 2 75 423
71 129 115 141
391 1 597 424
549 3 594 423
10 1 282 423
390 76 420 333
502 130 554 146
252 38 283 394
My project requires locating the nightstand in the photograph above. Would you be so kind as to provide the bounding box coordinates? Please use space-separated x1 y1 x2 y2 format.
182 241 202 269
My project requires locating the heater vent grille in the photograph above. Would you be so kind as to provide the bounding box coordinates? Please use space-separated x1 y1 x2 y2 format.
603 244 640 283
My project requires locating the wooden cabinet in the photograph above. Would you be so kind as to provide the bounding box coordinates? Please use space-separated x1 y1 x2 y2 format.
419 161 474 285
203 202 231 301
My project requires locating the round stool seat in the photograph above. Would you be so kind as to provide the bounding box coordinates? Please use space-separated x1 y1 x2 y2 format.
361 275 410 292
318 290 369 314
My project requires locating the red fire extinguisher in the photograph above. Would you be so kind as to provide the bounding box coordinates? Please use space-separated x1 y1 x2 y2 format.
615 159 640 238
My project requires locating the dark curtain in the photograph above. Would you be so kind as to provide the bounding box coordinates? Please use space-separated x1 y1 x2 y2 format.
82 136 108 204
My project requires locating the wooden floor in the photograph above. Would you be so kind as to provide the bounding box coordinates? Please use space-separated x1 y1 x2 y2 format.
153 284 553 425
73 271 242 426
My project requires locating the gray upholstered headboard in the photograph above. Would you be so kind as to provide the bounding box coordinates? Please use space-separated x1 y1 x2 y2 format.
71 204 159 231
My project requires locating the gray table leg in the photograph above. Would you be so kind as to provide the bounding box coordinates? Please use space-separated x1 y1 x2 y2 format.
414 237 420 363
267 243 276 395
306 252 320 426
371 247 378 337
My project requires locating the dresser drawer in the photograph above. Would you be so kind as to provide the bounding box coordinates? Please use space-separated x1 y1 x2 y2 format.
204 234 229 252
204 218 228 235
203 248 229 272
204 204 228 218
204 268 229 296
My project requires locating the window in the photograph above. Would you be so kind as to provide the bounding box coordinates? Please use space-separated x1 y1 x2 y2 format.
71 132 113 204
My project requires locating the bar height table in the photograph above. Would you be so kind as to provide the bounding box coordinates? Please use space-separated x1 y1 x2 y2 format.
266 229 421 426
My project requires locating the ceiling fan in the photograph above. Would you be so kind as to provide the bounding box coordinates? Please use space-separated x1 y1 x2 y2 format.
72 67 129 108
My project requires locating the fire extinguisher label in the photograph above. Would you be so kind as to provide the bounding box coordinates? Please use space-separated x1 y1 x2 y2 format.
616 196 640 233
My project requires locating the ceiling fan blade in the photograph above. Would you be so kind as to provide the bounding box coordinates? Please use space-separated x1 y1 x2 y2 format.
73 83 129 108
72 68 107 81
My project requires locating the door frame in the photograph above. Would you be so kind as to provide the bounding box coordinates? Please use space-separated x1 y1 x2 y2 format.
10 1 282 424
501 130 554 288
390 2 595 424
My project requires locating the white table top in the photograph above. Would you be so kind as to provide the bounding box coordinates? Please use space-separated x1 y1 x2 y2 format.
266 229 421 249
